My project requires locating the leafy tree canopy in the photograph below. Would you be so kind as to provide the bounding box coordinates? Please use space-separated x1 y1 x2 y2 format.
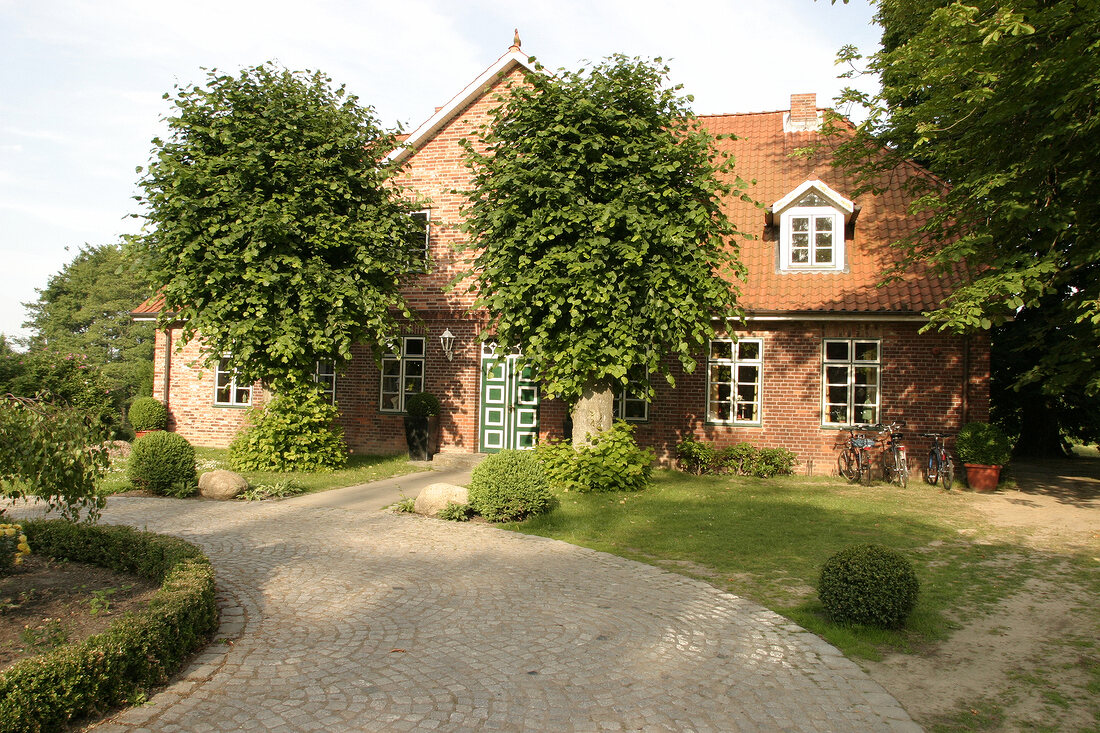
832 0 1100 402
134 63 423 389
23 242 155 400
461 56 747 405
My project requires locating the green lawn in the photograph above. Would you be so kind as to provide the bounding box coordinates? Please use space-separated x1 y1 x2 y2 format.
100 447 419 497
505 470 1095 661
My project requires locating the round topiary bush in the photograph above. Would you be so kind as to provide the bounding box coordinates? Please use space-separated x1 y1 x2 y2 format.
405 391 441 417
468 449 555 522
818 544 919 628
128 430 198 497
128 397 168 432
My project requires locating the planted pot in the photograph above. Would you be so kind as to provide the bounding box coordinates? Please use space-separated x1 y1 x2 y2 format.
134 429 161 440
964 463 1001 493
404 392 442 461
404 416 431 461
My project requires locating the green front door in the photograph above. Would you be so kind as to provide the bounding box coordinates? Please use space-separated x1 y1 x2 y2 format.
479 343 540 452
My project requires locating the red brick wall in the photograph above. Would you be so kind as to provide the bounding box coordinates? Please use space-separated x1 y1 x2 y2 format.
617 322 988 474
152 327 267 448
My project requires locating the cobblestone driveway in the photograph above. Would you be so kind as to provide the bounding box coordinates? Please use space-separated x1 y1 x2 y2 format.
63 497 917 732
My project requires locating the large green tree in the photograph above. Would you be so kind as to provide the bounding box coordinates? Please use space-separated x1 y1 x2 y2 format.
461 56 747 443
23 242 155 401
832 0 1100 453
134 63 424 389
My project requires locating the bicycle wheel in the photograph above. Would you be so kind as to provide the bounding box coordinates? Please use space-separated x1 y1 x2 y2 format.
860 451 874 485
882 448 895 483
898 452 909 488
942 458 954 490
926 451 940 486
838 451 857 481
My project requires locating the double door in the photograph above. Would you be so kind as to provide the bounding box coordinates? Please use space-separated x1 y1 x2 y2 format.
479 343 540 452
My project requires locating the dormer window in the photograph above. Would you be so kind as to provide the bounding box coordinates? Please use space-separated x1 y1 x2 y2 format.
770 181 855 273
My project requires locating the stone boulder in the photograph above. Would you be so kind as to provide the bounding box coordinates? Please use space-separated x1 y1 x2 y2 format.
414 483 469 517
199 470 248 500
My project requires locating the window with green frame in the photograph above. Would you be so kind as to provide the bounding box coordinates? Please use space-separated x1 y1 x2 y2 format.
822 339 880 425
614 379 649 422
380 337 425 413
707 338 763 424
314 360 337 405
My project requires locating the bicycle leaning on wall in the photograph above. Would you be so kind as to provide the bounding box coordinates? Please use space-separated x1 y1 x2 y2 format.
837 426 878 485
922 432 955 490
879 420 909 488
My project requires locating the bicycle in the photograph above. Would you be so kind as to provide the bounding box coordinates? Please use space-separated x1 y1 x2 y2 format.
837 426 877 485
879 420 909 488
922 432 955 490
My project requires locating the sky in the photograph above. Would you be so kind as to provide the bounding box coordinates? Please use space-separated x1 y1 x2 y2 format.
0 0 882 343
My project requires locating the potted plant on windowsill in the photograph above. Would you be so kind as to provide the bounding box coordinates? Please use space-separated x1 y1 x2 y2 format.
955 421 1014 493
404 392 441 462
129 396 168 439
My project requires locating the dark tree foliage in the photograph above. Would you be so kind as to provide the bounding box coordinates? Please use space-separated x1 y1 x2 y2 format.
461 56 747 412
832 0 1100 453
23 243 155 401
134 63 424 390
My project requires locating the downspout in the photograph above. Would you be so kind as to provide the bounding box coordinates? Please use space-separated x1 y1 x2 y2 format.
162 327 172 407
961 335 970 425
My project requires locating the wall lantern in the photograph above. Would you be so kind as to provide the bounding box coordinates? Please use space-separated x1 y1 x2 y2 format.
440 328 456 361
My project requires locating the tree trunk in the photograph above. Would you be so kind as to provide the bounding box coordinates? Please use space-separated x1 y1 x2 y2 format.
571 386 614 448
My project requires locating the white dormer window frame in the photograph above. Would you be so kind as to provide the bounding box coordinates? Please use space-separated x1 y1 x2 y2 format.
771 181 855 273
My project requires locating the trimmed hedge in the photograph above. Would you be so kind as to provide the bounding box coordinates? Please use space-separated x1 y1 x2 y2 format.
0 520 218 733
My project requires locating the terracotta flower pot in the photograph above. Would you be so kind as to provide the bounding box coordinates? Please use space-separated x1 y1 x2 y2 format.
964 463 1001 493
134 429 161 440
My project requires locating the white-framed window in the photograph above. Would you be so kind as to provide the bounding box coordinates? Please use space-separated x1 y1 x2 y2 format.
380 336 425 413
314 360 337 405
772 182 853 273
822 339 881 426
214 356 251 406
404 210 430 269
707 338 763 424
614 379 649 422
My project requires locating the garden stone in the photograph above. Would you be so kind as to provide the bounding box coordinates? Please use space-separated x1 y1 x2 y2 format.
414 482 469 516
199 470 248 500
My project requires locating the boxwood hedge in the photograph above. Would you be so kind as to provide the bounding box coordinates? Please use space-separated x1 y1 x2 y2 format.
0 520 217 733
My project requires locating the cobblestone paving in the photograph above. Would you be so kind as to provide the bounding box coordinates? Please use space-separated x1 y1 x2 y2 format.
24 497 918 731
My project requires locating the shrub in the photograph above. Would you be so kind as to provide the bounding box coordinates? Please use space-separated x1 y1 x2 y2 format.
229 383 347 472
437 502 473 522
676 437 797 478
237 480 307 501
0 520 216 733
128 431 197 497
0 523 31 575
818 544 920 628
955 422 1014 466
752 447 798 478
0 396 109 521
127 396 167 432
405 391 441 417
676 436 715 474
540 421 654 493
468 450 555 522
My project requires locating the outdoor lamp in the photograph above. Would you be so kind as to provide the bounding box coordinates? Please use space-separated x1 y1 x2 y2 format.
440 328 455 361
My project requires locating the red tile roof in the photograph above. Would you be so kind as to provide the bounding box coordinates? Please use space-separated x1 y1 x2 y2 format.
700 110 956 315
131 291 166 317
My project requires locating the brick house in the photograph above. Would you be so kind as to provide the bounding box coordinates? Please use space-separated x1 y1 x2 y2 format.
132 43 988 474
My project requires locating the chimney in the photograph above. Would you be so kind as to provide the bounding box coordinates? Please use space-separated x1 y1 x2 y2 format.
785 93 820 132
